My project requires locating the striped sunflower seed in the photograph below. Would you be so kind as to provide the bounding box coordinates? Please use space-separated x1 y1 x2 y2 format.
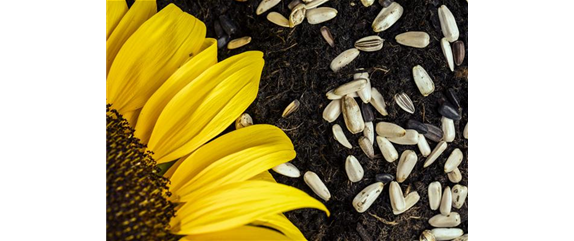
322 99 341 123
438 102 461 121
440 37 455 72
352 182 384 213
332 124 352 149
376 136 398 162
227 36 252 49
354 35 384 52
396 150 417 183
428 181 442 210
272 162 301 178
235 113 253 129
370 87 388 116
342 95 365 134
304 0 329 9
320 26 335 47
424 124 444 142
452 40 465 66
304 171 331 201
267 12 290 27
330 48 360 72
395 31 430 48
306 7 337 24
359 136 375 159
407 119 428 134
282 99 300 118
438 5 459 42
256 0 281 15
345 155 364 183
394 92 415 114
412 65 435 96
372 2 403 32
289 4 307 27
423 141 448 168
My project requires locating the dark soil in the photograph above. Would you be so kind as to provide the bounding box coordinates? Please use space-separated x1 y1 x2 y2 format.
155 0 468 240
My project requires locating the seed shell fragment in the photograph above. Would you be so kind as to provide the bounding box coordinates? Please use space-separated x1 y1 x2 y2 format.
304 171 331 201
330 48 360 72
320 26 335 47
394 92 415 114
353 182 385 213
282 99 300 118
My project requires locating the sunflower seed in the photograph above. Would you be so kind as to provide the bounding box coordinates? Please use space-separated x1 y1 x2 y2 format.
235 113 253 129
289 4 307 27
320 26 335 47
326 89 358 99
447 167 462 183
370 87 389 116
452 184 468 209
375 122 406 138
438 5 459 42
353 182 384 213
334 79 368 96
441 117 455 142
437 40 454 74
353 69 369 80
372 2 403 32
424 124 444 142
412 65 435 96
424 141 448 167
354 35 384 52
345 155 364 182
396 150 417 183
388 129 419 145
438 102 461 120
332 124 352 149
359 136 375 159
364 121 375 144
375 173 394 184
429 212 461 228
267 12 290 27
394 92 415 114
288 0 302 9
361 103 374 122
395 31 430 48
304 0 329 9
420 230 436 241
407 119 428 134
452 234 468 241
376 136 398 162
417 134 431 157
272 162 301 178
444 148 463 173
428 181 442 210
355 74 372 103
431 228 463 241
389 181 406 211
257 0 281 15
463 123 468 139
219 15 239 36
214 20 225 38
217 35 230 49
342 95 365 134
304 171 331 201
323 99 341 122
227 36 252 49
452 40 465 66
446 88 461 109
306 7 337 24
393 191 419 215
440 186 452 215
379 0 393 7
361 0 375 7
282 99 300 118
330 48 360 72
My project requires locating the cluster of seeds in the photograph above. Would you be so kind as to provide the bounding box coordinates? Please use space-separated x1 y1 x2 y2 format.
257 0 338 28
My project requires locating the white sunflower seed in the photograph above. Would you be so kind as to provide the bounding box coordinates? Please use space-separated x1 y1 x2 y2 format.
235 113 253 129
256 0 281 15
375 122 406 138
394 92 415 114
358 136 375 159
334 79 368 96
288 0 302 10
447 167 462 183
417 134 431 157
332 124 352 149
428 181 442 210
424 141 448 168
440 37 455 72
354 72 372 103
322 99 341 122
360 0 375 7
289 4 306 28
354 35 384 52
444 148 463 173
395 31 430 48
388 129 419 145
342 95 365 134
227 36 252 49
429 212 461 228
304 0 329 9
320 26 335 47
431 228 463 241
420 230 436 241
364 121 375 144
440 186 452 215
452 234 468 241
441 117 455 142
345 155 364 182
463 122 468 139
353 182 385 213
306 7 337 24
369 87 389 116
372 2 403 32
389 181 406 212
376 136 398 162
396 150 417 183
304 171 331 201
330 48 360 72
438 5 459 42
326 89 358 100
412 65 435 97
282 99 300 118
266 12 290 27
272 162 301 178
452 184 468 209
393 191 420 215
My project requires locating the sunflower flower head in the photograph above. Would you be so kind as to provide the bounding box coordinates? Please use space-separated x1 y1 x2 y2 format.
106 1 329 240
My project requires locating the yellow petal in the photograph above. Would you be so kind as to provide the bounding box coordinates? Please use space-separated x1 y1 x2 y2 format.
252 214 307 240
250 170 277 182
179 225 290 241
168 124 293 197
147 51 264 164
172 180 329 235
107 0 157 74
107 3 206 115
134 38 217 144
106 0 128 39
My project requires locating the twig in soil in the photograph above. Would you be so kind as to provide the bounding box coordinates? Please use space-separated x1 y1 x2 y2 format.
371 67 390 76
280 123 304 132
368 213 398 226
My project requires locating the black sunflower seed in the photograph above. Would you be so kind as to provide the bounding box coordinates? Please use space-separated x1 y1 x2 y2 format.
214 20 225 38
406 119 428 134
375 173 394 184
438 102 461 121
361 103 374 122
452 40 465 66
217 35 230 49
219 15 239 36
446 88 461 109
424 124 443 142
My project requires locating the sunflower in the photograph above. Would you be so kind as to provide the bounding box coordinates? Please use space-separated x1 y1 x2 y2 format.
106 1 329 240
